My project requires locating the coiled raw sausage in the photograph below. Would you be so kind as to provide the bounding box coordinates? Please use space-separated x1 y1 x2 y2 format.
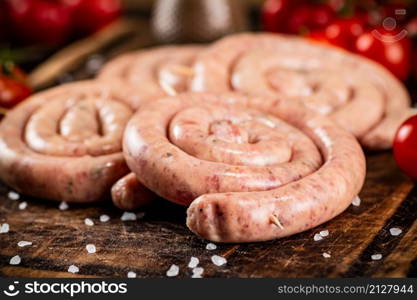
191 33 414 150
98 45 202 208
0 81 135 203
123 92 365 242
98 45 201 109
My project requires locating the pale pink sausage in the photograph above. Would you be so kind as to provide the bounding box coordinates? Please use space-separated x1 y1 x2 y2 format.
191 33 414 150
98 45 202 109
97 45 203 208
124 92 365 242
112 172 156 210
0 81 135 203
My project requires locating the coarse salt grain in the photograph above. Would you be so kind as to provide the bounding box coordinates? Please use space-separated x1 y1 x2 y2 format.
86 244 96 254
371 254 382 260
320 230 329 237
121 212 136 221
352 196 361 207
192 267 204 276
389 227 402 236
191 274 203 278
0 223 9 233
211 255 227 266
18 241 32 247
100 214 110 222
206 243 217 250
84 218 94 226
18 201 27 210
166 264 179 277
188 257 199 268
322 252 331 258
313 233 323 241
10 255 21 265
127 271 136 278
8 191 20 200
59 201 69 210
68 265 79 274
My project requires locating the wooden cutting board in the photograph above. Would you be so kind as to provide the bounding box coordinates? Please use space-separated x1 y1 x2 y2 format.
0 20 416 278
0 153 416 278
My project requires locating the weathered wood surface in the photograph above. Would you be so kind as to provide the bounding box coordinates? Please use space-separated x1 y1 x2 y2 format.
0 152 416 278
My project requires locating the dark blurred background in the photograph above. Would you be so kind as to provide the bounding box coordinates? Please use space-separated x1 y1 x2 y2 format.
1 0 417 111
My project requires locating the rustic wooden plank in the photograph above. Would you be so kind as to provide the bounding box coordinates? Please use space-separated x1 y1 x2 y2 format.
0 152 415 278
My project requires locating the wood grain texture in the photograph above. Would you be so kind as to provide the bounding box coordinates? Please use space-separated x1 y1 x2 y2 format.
0 153 416 278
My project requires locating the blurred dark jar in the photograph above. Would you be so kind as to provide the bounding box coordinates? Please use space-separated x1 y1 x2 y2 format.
151 0 248 43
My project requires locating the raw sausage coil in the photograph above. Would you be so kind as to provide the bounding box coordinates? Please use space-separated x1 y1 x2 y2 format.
0 81 135 203
98 45 201 109
124 92 366 242
191 33 414 150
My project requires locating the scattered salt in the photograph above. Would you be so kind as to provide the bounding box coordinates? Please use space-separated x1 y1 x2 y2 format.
188 257 199 268
166 264 179 277
68 265 79 274
8 191 20 200
0 223 9 233
121 212 136 221
127 271 136 278
371 254 382 260
206 243 217 250
352 196 361 207
320 230 329 237
313 233 323 241
84 218 94 226
18 201 27 210
389 227 402 236
86 244 96 254
322 252 331 258
100 214 110 222
59 201 69 211
17 241 32 247
211 255 227 266
10 255 21 265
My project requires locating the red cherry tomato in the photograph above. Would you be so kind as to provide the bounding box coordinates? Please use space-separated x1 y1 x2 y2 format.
287 5 311 34
0 75 31 108
309 4 335 29
393 115 417 180
287 3 335 34
261 0 296 33
354 28 411 81
0 62 32 109
7 0 71 45
70 0 121 34
323 17 366 50
307 17 366 50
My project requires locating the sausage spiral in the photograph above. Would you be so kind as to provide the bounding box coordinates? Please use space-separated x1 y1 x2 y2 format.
191 33 414 150
124 92 365 242
0 81 135 203
98 45 201 109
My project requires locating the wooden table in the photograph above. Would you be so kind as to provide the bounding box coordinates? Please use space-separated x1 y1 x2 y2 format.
0 20 416 278
1 152 416 278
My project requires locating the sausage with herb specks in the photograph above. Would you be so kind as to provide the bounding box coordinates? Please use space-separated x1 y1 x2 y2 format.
124 92 365 242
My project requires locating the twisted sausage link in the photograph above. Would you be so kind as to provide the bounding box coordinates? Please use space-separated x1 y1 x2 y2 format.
124 92 365 242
